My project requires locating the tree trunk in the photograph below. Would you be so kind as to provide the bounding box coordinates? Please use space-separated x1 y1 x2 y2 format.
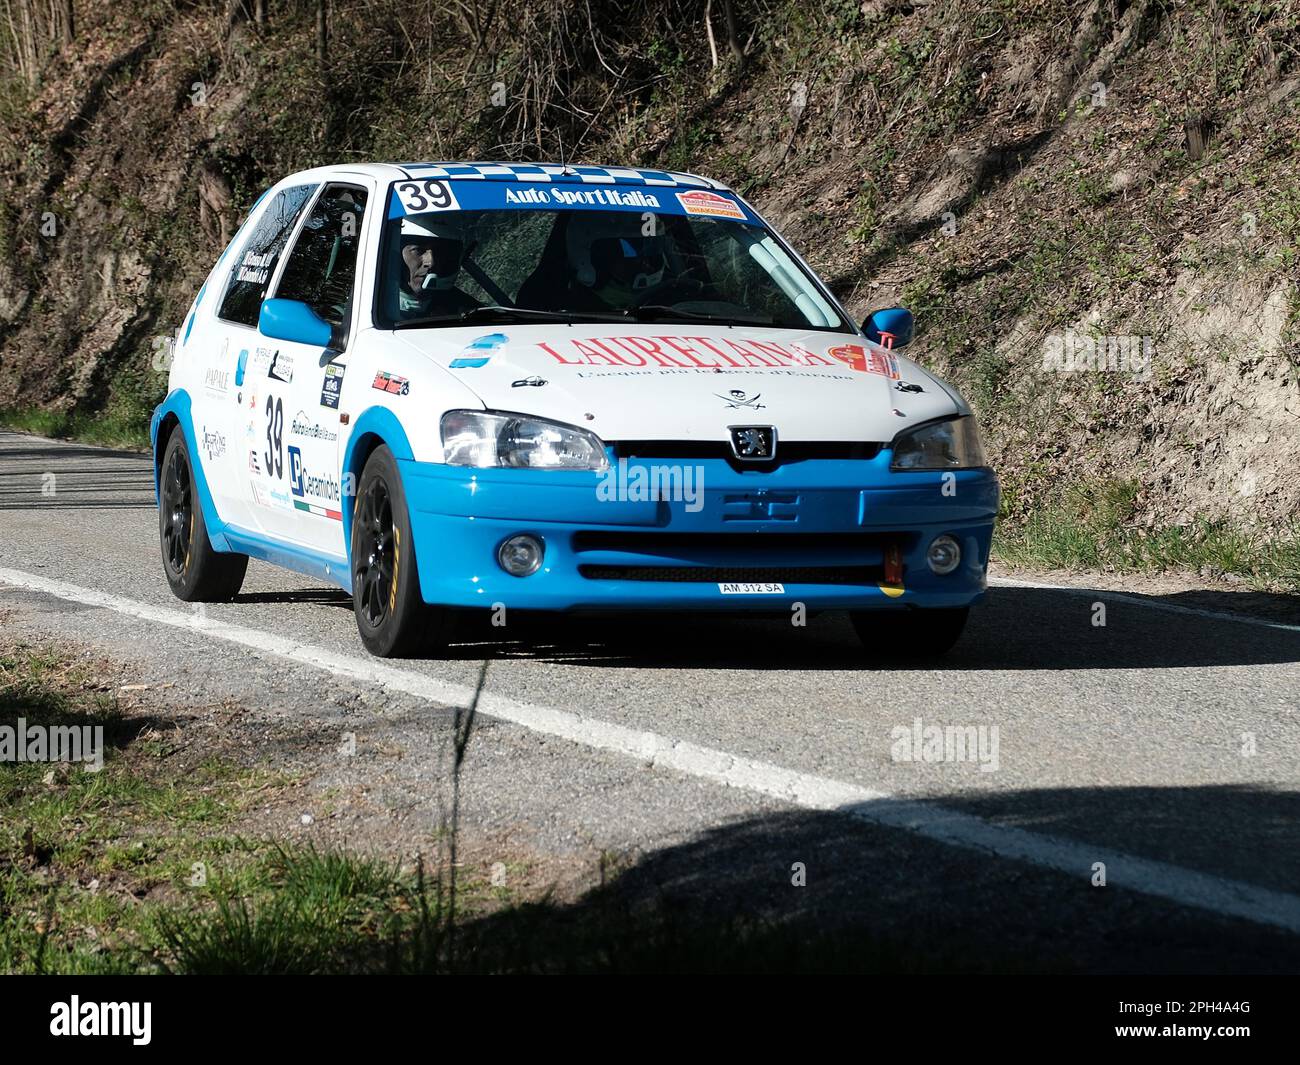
721 0 743 62
20 0 38 87
316 0 327 69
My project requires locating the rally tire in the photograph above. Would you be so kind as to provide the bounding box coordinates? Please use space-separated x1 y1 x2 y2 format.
159 429 248 602
849 607 970 660
351 446 448 657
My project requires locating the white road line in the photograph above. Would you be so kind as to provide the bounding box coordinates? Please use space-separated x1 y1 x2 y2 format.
991 576 1300 633
2 564 1299 935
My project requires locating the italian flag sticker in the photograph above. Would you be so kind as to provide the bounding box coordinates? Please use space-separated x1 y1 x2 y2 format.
294 500 342 521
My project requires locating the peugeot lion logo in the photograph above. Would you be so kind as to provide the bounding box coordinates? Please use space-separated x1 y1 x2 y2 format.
729 426 777 461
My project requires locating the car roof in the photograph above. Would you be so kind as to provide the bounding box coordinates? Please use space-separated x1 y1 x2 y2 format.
278 161 732 192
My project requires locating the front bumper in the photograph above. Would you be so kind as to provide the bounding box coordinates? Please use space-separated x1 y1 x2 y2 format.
400 453 998 612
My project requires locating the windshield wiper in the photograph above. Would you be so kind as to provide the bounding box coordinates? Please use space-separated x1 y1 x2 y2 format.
393 303 776 330
625 304 774 327
393 305 629 329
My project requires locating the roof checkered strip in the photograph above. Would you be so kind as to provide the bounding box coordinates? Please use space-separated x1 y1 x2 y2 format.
394 162 724 189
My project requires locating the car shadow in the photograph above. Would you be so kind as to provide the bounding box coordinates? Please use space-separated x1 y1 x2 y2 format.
235 588 355 609
427 584 1300 671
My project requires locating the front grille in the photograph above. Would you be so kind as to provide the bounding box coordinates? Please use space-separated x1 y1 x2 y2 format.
609 440 883 461
572 531 897 553
578 564 884 584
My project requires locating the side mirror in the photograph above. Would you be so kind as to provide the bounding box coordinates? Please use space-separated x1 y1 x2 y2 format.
259 298 336 349
863 306 914 349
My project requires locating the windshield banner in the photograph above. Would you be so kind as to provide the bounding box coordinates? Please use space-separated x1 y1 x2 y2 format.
388 179 759 223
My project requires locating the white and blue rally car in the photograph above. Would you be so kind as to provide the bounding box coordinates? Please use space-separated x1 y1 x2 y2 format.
152 162 998 657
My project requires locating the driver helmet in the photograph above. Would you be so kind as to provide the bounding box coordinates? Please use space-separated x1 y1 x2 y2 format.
565 212 666 291
399 217 467 292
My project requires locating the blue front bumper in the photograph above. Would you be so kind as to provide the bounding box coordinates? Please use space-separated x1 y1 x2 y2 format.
400 453 998 613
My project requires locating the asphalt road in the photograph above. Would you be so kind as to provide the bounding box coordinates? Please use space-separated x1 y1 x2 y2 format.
1 428 1298 972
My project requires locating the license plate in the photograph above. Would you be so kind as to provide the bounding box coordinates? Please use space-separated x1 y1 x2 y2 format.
717 582 785 595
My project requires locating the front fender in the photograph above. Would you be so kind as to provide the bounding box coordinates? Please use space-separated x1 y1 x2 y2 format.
340 404 418 561
151 389 233 553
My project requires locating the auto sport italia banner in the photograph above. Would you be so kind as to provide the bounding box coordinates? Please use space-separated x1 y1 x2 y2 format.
387 178 762 223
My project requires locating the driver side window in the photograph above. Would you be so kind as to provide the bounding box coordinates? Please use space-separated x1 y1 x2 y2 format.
217 184 316 327
275 183 369 339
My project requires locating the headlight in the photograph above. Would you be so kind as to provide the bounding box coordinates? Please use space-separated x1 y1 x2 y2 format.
890 415 987 470
440 410 609 470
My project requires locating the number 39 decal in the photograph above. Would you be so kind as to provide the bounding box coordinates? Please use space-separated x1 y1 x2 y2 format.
394 179 459 214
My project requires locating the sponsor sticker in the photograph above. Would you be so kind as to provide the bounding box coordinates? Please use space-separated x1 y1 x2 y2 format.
234 348 250 387
717 389 765 409
372 371 411 396
200 426 226 462
267 349 294 383
288 445 304 496
252 483 292 508
827 343 900 379
320 363 346 408
288 445 343 519
502 186 663 209
675 190 746 219
204 366 229 393
718 583 785 594
534 334 839 371
450 332 508 369
289 410 338 443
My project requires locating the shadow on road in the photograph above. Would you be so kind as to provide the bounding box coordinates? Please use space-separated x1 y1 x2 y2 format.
0 432 155 510
445 785 1300 974
234 589 354 609
0 443 149 463
425 585 1300 671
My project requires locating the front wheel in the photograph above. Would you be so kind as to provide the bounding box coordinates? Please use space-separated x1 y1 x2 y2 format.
158 429 247 602
350 446 449 657
849 607 970 660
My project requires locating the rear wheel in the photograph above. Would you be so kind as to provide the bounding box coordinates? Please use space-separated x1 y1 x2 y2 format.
350 446 448 657
849 607 969 660
159 429 247 602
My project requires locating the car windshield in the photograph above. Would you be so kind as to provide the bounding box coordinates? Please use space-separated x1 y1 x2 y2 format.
375 192 851 333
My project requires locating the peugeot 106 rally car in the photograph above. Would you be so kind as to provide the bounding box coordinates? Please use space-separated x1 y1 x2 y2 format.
152 162 999 657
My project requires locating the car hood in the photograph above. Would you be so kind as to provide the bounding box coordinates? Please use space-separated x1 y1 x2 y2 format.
392 323 966 443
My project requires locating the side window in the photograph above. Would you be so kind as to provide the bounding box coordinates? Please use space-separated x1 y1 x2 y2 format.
217 184 316 327
275 184 369 334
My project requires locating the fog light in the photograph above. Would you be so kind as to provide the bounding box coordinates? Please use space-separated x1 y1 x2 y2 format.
498 534 544 576
927 535 961 575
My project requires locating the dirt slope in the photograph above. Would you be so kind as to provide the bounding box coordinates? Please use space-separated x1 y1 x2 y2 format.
0 0 1297 536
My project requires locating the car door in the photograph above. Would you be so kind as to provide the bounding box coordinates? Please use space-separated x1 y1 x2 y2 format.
249 180 372 555
201 182 318 532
